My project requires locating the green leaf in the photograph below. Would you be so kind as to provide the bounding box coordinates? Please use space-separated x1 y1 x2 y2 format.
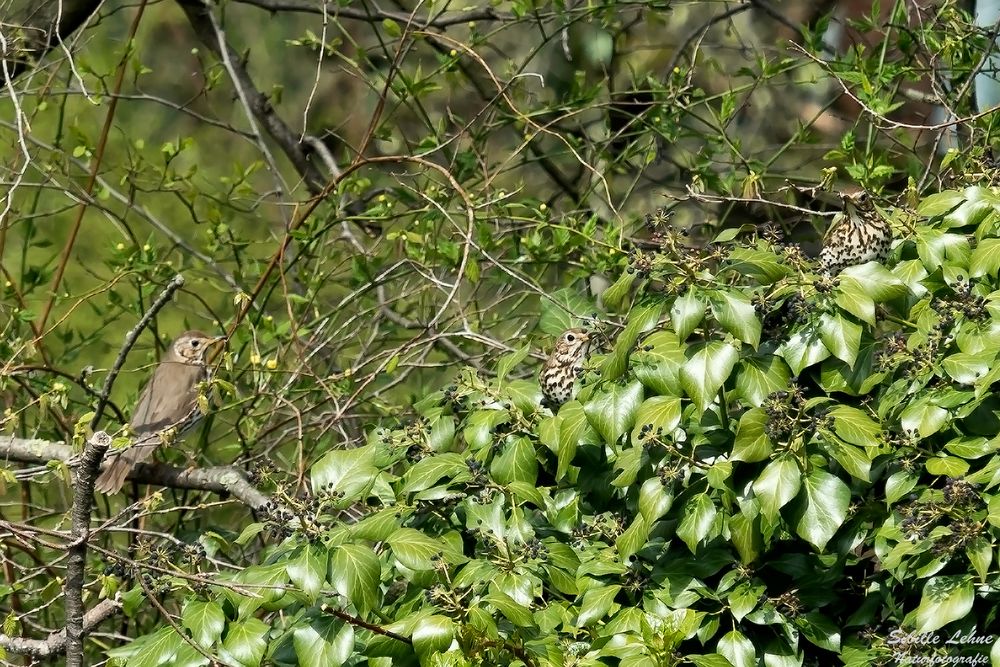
401 453 470 494
483 591 534 627
839 264 907 302
676 493 718 553
824 440 871 482
584 381 644 445
557 401 590 479
777 327 830 375
971 238 1000 278
835 280 876 325
577 584 622 626
287 545 327 602
630 395 681 444
828 406 881 447
718 629 756 667
900 400 949 438
412 615 456 659
917 190 964 217
915 228 970 270
753 457 801 523
724 247 791 283
793 468 850 550
387 528 450 570
638 476 673 522
182 600 225 649
632 330 686 395
819 312 861 367
885 470 919 504
670 291 705 341
602 270 637 310
311 445 378 501
732 408 773 463
115 627 181 667
942 351 992 385
925 456 969 477
615 516 650 560
293 617 354 667
601 303 662 380
539 288 591 335
491 436 538 485
219 617 269 667
914 576 974 633
382 19 402 38
496 345 530 383
680 341 739 412
734 355 791 407
329 544 381 615
709 290 761 347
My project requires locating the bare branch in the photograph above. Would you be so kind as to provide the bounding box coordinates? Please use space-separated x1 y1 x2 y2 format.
0 598 120 658
65 431 111 667
0 0 102 83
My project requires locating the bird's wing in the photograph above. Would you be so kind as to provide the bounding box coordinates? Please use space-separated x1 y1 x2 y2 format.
130 362 205 436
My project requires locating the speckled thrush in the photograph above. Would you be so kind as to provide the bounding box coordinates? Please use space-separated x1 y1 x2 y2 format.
819 191 892 276
539 328 590 408
94 331 223 494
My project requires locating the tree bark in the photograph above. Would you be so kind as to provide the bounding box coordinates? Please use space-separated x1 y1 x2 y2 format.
2 0 103 82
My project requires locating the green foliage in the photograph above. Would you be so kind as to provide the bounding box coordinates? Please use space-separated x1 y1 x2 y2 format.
7 0 1000 664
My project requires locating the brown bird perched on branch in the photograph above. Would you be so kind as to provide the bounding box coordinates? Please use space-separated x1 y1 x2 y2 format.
95 331 223 494
818 191 892 276
539 329 591 409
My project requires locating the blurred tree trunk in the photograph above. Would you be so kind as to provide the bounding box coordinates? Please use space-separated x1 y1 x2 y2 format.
1 0 101 82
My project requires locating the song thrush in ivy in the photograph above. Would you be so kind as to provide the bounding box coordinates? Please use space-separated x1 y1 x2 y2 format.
95 331 223 494
539 328 590 408
818 191 892 276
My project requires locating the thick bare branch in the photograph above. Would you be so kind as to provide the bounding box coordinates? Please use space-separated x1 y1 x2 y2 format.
0 598 121 658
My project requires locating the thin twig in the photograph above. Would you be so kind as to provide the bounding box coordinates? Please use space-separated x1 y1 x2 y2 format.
0 598 120 658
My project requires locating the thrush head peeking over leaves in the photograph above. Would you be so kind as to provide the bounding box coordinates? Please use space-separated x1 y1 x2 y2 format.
94 330 224 495
539 328 591 409
818 191 892 276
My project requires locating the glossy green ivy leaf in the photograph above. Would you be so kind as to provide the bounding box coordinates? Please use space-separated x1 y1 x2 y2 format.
329 544 381 615
287 544 327 602
819 311 861 367
181 600 225 649
778 327 830 375
293 617 354 667
602 303 662 380
670 291 706 341
412 615 456 659
734 355 791 407
709 289 761 347
680 341 739 412
732 408 773 463
219 617 269 667
914 575 974 633
677 493 718 553
792 468 850 550
584 380 644 445
753 457 801 523
311 444 378 501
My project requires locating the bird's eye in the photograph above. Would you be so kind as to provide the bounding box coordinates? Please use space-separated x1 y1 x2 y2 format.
191 340 200 348
566 333 575 342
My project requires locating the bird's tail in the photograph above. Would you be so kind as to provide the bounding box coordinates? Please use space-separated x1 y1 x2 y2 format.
94 455 132 494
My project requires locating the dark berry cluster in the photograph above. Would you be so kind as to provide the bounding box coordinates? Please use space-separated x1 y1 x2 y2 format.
762 381 807 443
772 590 803 619
518 537 548 561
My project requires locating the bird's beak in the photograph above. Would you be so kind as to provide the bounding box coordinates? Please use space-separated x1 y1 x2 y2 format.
208 335 226 346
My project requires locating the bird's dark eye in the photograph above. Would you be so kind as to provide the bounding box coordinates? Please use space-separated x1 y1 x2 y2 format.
566 333 575 342
191 340 200 347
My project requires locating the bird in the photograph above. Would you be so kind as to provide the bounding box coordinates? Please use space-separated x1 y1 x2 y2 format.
818 191 892 276
539 328 591 409
94 331 223 494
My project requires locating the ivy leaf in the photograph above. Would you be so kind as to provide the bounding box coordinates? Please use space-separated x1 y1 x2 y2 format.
286 545 327 602
311 445 378 501
638 476 673 522
412 615 456 659
329 544 381 615
632 330 686 396
670 291 706 341
718 629 756 667
629 395 681 445
709 289 761 347
676 493 718 553
732 408 773 463
539 288 591 335
900 399 949 438
819 312 861 367
777 327 830 375
734 355 791 407
753 457 801 523
577 585 622 626
792 468 850 550
387 528 452 570
680 341 739 412
401 453 470 494
828 406 881 447
293 617 354 667
971 238 1000 278
181 600 226 648
219 617 269 667
584 381 644 445
496 345 530 383
914 576 974 633
491 436 538 485
601 303 662 380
